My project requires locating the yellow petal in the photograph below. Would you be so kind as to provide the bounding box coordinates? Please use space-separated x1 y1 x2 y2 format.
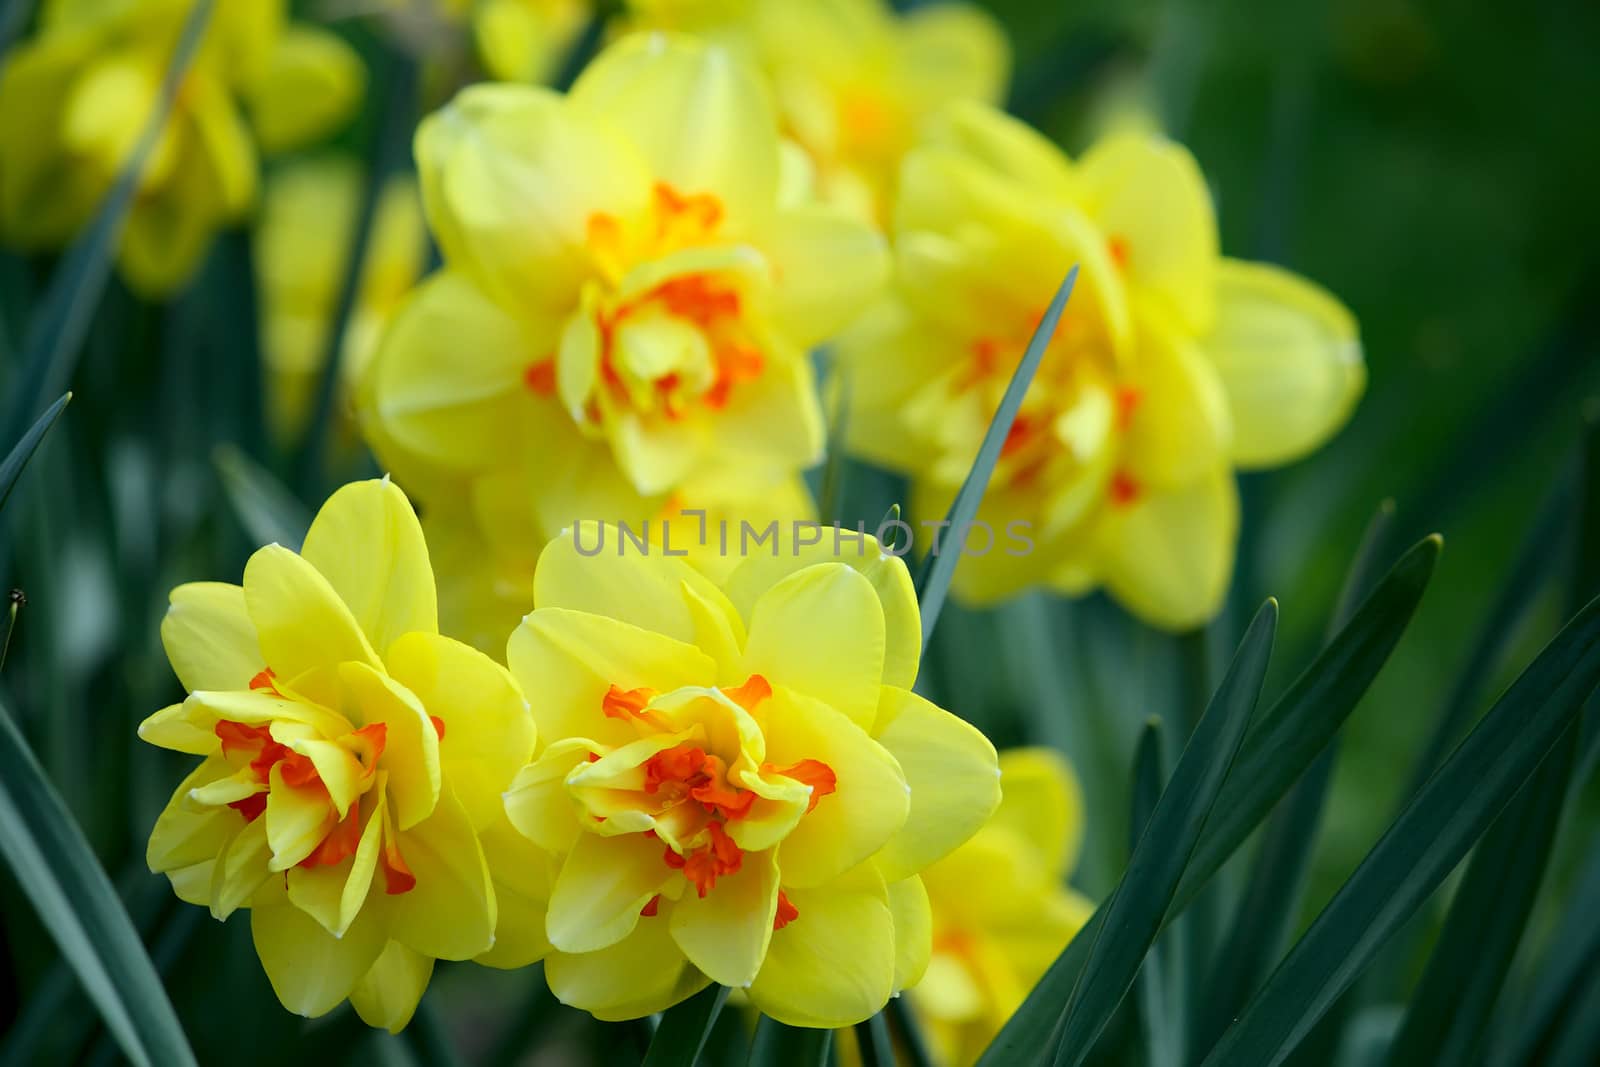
669 846 779 988
476 817 556 969
180 688 348 741
340 661 441 831
251 887 388 1018
364 270 547 469
534 522 738 648
545 919 710 1021
286 793 382 937
506 608 716 747
474 0 589 83
160 581 262 694
887 873 932 991
740 563 886 730
900 2 1011 107
921 99 1074 201
299 479 437 654
350 940 434 1034
138 702 219 756
264 764 336 872
1202 258 1365 469
209 815 273 920
545 831 674 954
248 25 364 156
724 533 921 693
415 83 651 315
503 739 593 855
765 687 907 888
991 747 1084 879
386 784 497 960
748 865 895 1028
1123 319 1232 489
185 74 258 216
871 687 1000 881
243 544 380 679
1077 132 1218 332
147 756 238 902
700 345 826 474
384 631 534 830
568 33 779 231
1096 465 1239 631
764 204 888 348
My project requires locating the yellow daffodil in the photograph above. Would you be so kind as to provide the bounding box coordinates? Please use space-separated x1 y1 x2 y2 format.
621 0 1009 222
138 479 535 1031
494 524 1000 1025
358 32 886 627
915 748 1094 1066
839 102 1365 629
256 157 426 445
473 0 592 83
0 0 363 295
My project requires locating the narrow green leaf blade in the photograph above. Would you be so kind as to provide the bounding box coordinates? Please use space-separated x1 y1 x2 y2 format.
915 266 1078 650
1129 721 1179 1067
0 700 196 1067
1196 501 1398 1054
0 0 213 452
1050 601 1277 1067
0 392 69 514
747 1018 831 1067
1174 535 1442 910
645 984 731 1067
214 443 311 552
975 537 1438 1067
1199 591 1600 1067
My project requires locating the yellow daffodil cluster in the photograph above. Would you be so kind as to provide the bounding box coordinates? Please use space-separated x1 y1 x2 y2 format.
139 480 533 1031
358 33 883 645
141 485 1002 1031
840 102 1365 629
0 0 363 294
255 158 427 445
916 749 1094 1065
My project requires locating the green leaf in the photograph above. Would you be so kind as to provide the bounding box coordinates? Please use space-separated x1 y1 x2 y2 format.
914 266 1078 650
0 0 213 454
1128 721 1180 1067
1384 722 1578 1066
1047 600 1276 1067
0 699 196 1067
886 997 937 1067
214 443 312 551
747 1017 831 1067
1196 501 1397 1054
1174 535 1442 911
0 392 69 514
1198 590 1600 1067
975 537 1438 1067
817 365 852 525
645 984 731 1067
857 1011 897 1067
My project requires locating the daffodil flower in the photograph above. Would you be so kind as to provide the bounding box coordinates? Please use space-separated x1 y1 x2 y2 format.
494 524 1000 1025
256 157 426 445
0 0 363 295
139 480 535 1031
915 748 1094 1066
358 33 883 633
840 102 1365 629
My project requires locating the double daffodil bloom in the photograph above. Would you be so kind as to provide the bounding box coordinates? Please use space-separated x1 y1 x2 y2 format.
915 749 1094 1066
0 0 363 294
256 157 426 445
840 102 1365 629
496 524 1000 1025
359 33 884 637
139 480 535 1031
622 0 1008 222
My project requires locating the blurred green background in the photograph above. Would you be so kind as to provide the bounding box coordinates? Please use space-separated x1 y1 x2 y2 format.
2 0 1599 1063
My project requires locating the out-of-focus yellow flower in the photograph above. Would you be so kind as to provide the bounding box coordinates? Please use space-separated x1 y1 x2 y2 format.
138 479 535 1031
256 157 427 445
493 525 1000 1025
622 0 1008 222
0 0 363 295
473 0 591 82
914 748 1093 1066
839 102 1365 629
358 32 885 639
